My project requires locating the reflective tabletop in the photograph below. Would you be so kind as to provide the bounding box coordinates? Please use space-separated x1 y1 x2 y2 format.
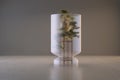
0 56 120 80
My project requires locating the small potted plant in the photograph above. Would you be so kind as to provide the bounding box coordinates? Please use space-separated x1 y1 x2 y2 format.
51 10 81 62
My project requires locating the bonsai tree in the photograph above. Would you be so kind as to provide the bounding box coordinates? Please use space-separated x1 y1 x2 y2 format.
59 10 80 49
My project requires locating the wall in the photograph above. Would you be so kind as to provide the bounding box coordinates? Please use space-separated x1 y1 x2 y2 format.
0 0 120 55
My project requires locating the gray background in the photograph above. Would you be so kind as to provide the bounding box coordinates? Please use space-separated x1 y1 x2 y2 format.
0 0 120 56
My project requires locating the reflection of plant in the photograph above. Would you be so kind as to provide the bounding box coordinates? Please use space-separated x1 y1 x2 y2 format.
59 10 80 49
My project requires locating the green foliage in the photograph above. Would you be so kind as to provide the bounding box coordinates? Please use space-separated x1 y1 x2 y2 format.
59 10 80 49
60 10 79 40
61 10 68 14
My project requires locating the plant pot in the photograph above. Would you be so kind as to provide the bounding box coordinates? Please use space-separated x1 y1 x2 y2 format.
51 14 81 61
